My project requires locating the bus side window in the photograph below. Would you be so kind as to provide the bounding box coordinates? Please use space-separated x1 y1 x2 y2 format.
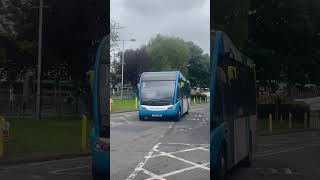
215 67 226 125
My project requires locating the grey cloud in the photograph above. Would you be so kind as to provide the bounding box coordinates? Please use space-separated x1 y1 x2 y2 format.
123 0 207 16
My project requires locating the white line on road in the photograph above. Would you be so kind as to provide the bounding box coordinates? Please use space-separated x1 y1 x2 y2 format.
48 165 89 175
145 162 210 180
255 147 305 158
189 107 209 112
169 122 174 129
126 143 161 180
120 116 131 124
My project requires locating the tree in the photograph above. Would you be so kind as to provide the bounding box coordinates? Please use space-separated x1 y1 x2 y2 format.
146 34 190 76
247 0 320 84
113 46 150 88
187 42 210 88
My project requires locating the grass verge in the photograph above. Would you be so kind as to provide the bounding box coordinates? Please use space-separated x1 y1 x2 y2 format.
1 116 93 160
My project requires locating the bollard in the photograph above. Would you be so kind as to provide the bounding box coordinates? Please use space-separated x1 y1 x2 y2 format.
269 113 273 132
0 116 4 158
193 97 196 104
304 112 307 129
110 98 113 112
200 97 202 103
81 114 87 152
289 112 292 129
135 97 138 110
280 114 283 123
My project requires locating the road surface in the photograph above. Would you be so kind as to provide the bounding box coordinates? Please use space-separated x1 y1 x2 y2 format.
0 156 92 180
228 130 320 180
111 103 210 180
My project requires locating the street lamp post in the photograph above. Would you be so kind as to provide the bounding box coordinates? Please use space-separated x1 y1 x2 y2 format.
35 0 43 120
120 39 135 100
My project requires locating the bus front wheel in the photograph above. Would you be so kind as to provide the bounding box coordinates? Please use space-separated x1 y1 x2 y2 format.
175 109 181 121
214 147 227 180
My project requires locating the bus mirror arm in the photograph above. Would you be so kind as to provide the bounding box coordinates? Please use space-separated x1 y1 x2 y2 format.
224 52 235 59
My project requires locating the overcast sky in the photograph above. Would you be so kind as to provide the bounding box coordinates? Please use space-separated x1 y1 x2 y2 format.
111 0 210 54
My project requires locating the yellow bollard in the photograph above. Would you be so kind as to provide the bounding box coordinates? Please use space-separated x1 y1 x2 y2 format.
135 97 138 110
0 116 4 158
269 113 273 132
110 98 113 112
304 112 308 129
81 114 87 152
193 97 196 104
289 112 292 129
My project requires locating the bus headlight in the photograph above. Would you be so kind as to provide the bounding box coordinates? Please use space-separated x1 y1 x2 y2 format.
167 105 174 110
141 105 147 110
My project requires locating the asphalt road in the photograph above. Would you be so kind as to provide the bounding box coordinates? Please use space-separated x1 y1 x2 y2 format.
228 130 320 180
111 103 210 180
0 156 92 180
2 102 319 180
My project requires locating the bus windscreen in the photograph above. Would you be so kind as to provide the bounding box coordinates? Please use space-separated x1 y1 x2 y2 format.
141 81 175 105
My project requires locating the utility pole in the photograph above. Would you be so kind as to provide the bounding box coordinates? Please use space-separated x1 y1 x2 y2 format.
121 40 124 100
35 0 43 120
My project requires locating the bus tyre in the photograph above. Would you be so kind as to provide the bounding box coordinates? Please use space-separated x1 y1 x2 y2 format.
215 148 227 180
242 133 252 167
176 109 181 121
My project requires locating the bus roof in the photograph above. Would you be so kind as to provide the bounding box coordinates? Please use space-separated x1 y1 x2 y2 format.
141 71 178 81
140 71 189 83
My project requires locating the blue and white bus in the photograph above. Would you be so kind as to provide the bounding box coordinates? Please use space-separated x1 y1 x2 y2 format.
91 35 109 180
138 71 190 121
211 31 257 179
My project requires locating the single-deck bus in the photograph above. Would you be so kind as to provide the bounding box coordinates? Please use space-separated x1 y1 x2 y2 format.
211 31 257 179
91 35 109 180
138 71 190 121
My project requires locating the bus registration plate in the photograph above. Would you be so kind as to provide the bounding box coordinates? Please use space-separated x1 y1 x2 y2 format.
152 114 162 117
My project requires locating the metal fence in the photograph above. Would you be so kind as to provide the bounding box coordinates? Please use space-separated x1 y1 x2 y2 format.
310 110 320 129
0 87 88 118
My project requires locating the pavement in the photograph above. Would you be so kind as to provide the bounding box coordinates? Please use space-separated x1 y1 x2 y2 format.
111 103 210 180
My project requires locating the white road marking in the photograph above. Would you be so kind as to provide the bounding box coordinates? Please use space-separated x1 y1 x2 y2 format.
145 162 210 180
28 157 89 167
120 116 131 124
169 122 174 129
151 146 208 158
127 143 210 180
189 107 209 112
48 165 89 175
126 143 161 180
255 147 305 157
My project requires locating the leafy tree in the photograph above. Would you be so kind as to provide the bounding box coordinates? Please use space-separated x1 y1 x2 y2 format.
113 46 150 88
248 0 320 84
187 42 210 88
146 34 190 76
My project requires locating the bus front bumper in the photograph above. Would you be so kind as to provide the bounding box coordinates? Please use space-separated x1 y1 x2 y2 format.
138 108 178 119
91 138 109 178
